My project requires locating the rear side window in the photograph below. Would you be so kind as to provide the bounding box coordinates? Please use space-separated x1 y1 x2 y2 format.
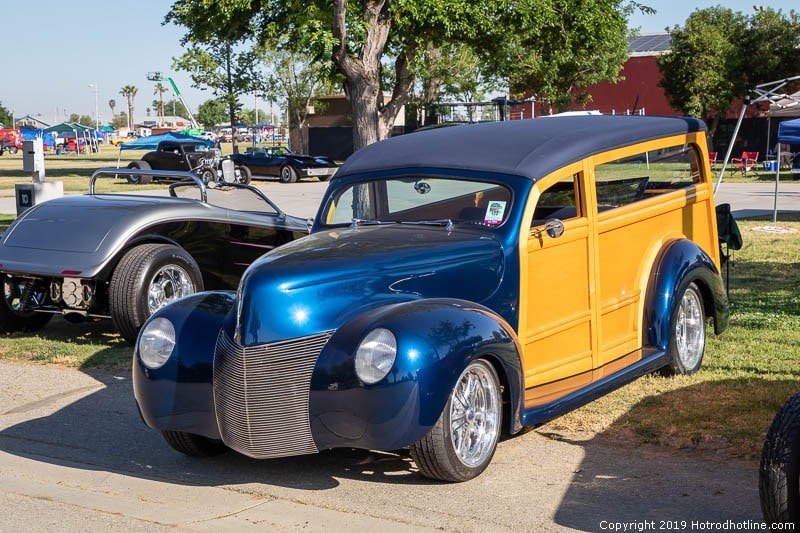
593 144 701 210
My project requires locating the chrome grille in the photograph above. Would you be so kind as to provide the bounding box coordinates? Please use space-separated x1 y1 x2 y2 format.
213 329 333 458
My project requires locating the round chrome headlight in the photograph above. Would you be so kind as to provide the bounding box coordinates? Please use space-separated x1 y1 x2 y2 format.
355 328 397 384
138 317 176 369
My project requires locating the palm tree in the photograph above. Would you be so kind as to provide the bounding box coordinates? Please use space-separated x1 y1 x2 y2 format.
154 82 168 126
108 99 116 119
119 85 138 132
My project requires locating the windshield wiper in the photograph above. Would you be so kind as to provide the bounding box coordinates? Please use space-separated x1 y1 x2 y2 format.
350 218 454 230
401 219 453 229
350 218 398 227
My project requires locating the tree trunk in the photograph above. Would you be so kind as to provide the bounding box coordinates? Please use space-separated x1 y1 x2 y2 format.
288 111 309 154
348 76 383 150
423 47 442 126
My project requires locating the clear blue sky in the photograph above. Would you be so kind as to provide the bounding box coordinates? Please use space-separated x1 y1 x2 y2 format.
5 0 798 126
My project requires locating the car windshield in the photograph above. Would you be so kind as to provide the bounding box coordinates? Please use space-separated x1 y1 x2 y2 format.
323 176 512 228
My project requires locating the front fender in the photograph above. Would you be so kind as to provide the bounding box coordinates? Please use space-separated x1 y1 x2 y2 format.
644 239 729 351
309 298 524 452
133 291 236 439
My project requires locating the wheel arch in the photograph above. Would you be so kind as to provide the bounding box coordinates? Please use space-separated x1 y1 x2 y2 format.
312 297 526 449
643 238 729 352
97 233 185 281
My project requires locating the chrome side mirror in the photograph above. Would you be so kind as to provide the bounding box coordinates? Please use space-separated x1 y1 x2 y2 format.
531 218 565 239
545 218 565 238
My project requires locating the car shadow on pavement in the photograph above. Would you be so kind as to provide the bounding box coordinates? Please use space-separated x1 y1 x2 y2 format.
0 370 436 490
547 378 799 530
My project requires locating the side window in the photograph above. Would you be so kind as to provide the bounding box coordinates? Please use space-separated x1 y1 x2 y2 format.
593 143 701 211
532 174 580 227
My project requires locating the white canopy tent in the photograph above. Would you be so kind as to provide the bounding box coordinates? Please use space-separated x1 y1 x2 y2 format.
769 89 800 117
715 75 800 222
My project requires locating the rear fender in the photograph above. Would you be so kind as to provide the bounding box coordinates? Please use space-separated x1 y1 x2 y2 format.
309 298 524 451
644 239 729 351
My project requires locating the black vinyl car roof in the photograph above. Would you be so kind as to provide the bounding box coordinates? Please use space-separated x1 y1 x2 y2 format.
336 115 707 181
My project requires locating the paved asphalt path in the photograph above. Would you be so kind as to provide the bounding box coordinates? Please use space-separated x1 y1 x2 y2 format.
0 177 797 531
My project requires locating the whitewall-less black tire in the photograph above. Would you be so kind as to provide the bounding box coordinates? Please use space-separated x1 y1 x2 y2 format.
109 244 203 344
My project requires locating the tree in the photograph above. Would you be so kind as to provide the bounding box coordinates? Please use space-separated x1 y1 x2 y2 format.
108 99 117 119
261 41 333 154
658 6 800 139
156 99 190 120
740 8 800 86
68 114 94 127
657 7 746 138
0 101 12 128
154 82 168 125
498 1 639 114
170 34 264 154
411 43 503 126
197 99 227 129
112 114 128 130
119 85 138 132
166 0 640 152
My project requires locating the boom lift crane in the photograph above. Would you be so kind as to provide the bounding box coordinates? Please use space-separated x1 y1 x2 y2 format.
146 72 201 132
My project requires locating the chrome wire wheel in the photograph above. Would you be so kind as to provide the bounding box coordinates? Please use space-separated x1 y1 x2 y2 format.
449 361 502 468
147 264 195 314
410 358 503 481
674 284 705 371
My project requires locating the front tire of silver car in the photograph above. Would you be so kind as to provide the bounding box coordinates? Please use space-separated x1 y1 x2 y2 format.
162 430 228 457
661 282 706 376
109 244 203 344
279 165 298 183
410 359 502 482
0 275 53 334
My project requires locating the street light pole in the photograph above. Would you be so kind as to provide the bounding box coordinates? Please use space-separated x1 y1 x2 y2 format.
88 83 99 129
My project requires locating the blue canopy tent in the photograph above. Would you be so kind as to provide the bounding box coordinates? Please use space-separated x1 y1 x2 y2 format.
116 132 213 168
118 132 212 151
772 118 800 220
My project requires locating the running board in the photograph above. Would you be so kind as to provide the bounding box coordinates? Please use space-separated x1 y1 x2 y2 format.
522 349 669 427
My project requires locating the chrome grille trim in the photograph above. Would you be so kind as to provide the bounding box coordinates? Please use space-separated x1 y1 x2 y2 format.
213 329 334 458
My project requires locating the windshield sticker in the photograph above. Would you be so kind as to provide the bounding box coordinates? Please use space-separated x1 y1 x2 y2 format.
484 201 506 226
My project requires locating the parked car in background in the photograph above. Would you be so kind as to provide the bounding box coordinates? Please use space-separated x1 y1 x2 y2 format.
126 140 220 184
109 133 137 146
0 128 23 155
226 145 338 183
0 169 308 344
133 115 729 482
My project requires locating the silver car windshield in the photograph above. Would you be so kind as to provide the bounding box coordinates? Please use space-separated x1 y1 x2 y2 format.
324 177 512 228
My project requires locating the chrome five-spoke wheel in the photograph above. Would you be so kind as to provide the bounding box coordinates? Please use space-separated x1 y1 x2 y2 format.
410 359 502 481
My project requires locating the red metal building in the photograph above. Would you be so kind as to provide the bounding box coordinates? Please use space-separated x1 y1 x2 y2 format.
510 33 677 119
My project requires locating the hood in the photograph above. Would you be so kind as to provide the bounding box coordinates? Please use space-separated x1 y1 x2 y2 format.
236 224 504 345
288 154 333 165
